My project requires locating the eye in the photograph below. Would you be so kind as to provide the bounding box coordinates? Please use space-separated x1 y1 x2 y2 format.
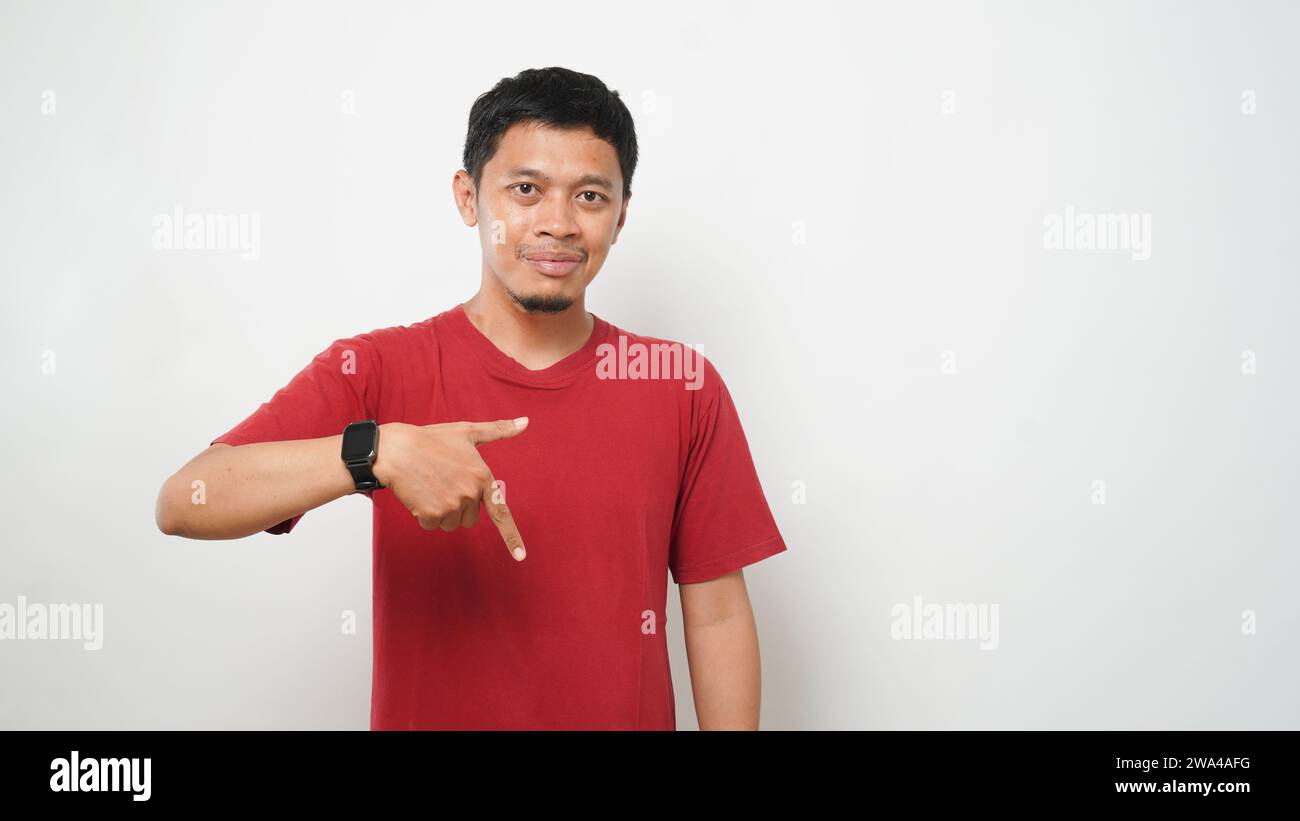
512 183 537 196
580 191 608 203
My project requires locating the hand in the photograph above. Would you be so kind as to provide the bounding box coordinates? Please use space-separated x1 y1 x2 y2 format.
373 418 529 561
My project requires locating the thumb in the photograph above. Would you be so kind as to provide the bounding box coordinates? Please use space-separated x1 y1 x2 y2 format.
466 416 529 445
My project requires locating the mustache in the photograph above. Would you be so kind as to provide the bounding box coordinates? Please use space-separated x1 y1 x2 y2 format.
518 246 586 259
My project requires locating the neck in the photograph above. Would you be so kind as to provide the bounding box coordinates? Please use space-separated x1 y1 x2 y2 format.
461 278 594 371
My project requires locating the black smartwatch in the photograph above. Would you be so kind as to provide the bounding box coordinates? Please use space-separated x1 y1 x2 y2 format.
341 420 384 492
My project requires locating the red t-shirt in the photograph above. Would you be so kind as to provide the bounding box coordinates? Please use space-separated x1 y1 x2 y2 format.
211 303 788 729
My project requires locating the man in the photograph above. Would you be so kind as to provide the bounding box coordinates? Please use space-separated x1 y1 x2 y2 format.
155 67 788 730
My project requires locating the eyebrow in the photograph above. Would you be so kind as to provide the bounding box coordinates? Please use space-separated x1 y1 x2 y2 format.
505 167 614 190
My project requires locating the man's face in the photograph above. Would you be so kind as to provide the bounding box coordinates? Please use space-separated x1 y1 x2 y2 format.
457 120 629 314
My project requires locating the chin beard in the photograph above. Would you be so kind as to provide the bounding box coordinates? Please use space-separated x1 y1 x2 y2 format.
506 285 575 314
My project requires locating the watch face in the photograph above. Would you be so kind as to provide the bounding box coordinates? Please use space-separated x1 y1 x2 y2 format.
342 422 376 460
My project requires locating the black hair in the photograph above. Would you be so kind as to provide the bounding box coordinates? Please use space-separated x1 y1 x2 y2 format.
462 67 638 201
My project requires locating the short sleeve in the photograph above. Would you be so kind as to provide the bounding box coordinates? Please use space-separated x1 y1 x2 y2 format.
668 358 788 584
210 332 383 535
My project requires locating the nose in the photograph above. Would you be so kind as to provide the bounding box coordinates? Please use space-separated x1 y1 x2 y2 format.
532 190 580 241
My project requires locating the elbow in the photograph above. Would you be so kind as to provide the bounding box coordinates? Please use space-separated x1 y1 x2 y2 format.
156 511 182 537
155 479 186 537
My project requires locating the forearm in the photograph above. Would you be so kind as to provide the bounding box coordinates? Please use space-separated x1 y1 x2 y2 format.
683 607 762 729
156 434 354 540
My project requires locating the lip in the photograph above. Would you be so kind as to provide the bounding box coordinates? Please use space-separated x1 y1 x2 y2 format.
524 257 582 277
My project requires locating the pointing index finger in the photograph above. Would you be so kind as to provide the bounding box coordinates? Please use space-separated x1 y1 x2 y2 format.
482 473 526 561
467 417 529 445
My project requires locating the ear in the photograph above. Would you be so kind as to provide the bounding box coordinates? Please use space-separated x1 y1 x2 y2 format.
453 170 479 227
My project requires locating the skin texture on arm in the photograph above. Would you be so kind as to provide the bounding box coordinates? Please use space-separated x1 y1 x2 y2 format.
679 568 762 730
154 438 355 540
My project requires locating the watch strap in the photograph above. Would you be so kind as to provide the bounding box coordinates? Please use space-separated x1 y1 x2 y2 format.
344 459 383 492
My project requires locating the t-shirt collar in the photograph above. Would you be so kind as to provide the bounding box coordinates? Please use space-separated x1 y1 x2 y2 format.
439 302 614 388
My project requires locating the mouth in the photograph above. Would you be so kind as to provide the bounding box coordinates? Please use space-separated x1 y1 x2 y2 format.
522 252 583 277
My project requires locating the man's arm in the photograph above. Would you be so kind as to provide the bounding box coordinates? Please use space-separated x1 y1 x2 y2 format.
679 569 762 730
155 420 531 555
154 436 357 540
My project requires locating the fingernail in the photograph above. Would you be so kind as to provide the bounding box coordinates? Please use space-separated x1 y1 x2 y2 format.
514 416 529 428
513 547 526 560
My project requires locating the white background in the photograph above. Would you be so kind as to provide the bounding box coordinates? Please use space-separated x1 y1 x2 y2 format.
1 0 1297 729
